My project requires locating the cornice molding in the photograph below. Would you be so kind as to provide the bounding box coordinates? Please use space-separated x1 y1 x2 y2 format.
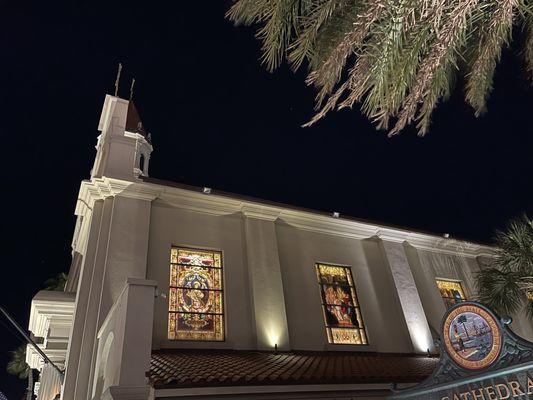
157 189 242 216
76 177 495 258
27 291 75 369
29 291 76 338
376 227 495 257
278 210 378 240
154 181 496 258
242 205 281 221
27 347 67 369
75 177 162 215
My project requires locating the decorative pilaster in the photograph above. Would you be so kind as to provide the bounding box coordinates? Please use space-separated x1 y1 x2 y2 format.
379 237 435 354
62 199 105 400
242 207 290 351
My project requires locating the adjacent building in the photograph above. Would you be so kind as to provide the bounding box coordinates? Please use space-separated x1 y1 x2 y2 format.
26 93 533 400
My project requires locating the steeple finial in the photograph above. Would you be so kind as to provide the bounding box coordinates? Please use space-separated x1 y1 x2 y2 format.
129 78 136 101
114 63 123 97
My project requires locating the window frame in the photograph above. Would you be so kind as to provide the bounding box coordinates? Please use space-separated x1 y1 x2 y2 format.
315 263 368 345
168 246 225 342
435 278 467 310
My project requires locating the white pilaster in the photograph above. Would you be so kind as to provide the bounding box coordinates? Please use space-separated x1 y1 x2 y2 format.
243 210 290 351
74 197 115 400
62 199 105 400
93 279 156 400
380 239 434 354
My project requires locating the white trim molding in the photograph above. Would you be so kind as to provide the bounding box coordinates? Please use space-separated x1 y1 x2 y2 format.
155 383 412 398
27 290 75 369
75 177 162 216
148 179 495 258
76 176 495 258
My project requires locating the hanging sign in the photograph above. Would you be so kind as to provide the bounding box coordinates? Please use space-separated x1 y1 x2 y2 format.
390 302 533 400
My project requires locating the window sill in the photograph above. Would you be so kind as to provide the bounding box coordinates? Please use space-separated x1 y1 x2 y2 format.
159 339 235 350
324 343 377 352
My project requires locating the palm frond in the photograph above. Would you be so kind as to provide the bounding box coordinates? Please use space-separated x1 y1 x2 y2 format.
226 0 271 26
288 0 342 71
477 267 524 316
227 0 532 135
7 345 29 379
493 214 533 274
309 0 386 107
256 0 303 71
390 0 480 135
523 5 533 82
44 272 68 291
465 0 517 116
476 215 533 319
524 292 533 319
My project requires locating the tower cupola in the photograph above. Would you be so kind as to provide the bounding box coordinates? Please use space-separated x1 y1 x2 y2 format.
91 94 153 181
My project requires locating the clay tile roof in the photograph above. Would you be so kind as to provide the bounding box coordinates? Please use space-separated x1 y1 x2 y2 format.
149 350 438 389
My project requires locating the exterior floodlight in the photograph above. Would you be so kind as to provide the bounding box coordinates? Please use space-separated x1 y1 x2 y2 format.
203 187 212 194
332 212 340 218
443 233 450 238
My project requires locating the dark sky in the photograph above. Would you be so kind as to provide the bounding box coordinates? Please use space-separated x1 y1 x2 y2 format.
0 1 531 397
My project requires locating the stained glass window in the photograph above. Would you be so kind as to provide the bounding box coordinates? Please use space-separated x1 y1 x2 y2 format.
168 248 224 341
436 279 467 310
316 263 368 345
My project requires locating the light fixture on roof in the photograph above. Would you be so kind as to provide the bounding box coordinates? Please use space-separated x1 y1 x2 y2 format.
203 187 212 194
443 233 450 238
332 212 340 218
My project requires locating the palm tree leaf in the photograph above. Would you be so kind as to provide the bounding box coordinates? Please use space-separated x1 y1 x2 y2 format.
477 267 524 316
493 215 533 274
6 345 29 379
227 0 532 135
525 8 533 82
465 0 517 116
44 272 68 291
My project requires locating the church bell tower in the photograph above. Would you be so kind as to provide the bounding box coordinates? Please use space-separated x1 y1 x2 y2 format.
91 94 153 181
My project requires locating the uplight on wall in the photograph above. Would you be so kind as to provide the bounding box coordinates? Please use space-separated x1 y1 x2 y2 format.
266 328 280 349
411 323 434 354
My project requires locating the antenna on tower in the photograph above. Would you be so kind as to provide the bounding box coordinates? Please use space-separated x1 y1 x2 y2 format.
114 63 123 97
129 78 136 101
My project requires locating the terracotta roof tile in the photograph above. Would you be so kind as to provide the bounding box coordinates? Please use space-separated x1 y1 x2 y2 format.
149 350 438 389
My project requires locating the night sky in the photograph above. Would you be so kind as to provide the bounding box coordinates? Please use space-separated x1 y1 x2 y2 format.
0 1 531 397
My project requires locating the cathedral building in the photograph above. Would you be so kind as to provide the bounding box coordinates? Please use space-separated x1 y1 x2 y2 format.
25 93 533 400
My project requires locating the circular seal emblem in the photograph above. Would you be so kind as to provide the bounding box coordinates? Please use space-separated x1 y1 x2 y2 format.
442 303 502 370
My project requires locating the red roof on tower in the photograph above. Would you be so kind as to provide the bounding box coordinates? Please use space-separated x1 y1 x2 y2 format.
125 101 147 138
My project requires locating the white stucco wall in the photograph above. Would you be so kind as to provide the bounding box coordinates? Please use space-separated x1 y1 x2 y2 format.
147 201 255 350
275 224 414 353
145 199 434 353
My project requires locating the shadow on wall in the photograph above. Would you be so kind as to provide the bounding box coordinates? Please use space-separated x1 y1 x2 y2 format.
93 332 115 399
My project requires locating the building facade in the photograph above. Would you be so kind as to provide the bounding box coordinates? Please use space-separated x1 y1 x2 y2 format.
26 94 533 400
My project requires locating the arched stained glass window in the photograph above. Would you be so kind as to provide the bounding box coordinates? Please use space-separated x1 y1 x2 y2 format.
316 263 368 345
168 247 224 341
